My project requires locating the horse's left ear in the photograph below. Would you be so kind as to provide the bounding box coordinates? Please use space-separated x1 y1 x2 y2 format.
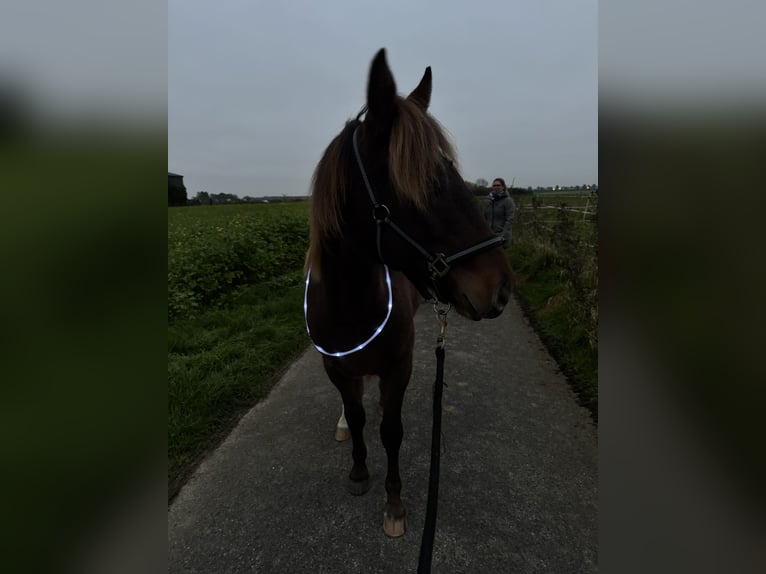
407 66 432 111
367 48 397 131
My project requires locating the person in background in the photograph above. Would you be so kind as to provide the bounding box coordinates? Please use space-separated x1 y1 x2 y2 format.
483 177 516 247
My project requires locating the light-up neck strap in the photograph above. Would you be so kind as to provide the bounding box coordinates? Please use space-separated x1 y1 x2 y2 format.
303 264 393 357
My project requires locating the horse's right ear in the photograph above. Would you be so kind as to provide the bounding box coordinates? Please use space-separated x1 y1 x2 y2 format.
366 48 397 131
407 66 431 111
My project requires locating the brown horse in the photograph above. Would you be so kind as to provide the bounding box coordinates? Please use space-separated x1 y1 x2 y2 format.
304 48 512 537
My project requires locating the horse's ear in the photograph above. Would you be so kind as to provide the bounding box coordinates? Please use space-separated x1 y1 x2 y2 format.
367 48 397 131
407 66 432 111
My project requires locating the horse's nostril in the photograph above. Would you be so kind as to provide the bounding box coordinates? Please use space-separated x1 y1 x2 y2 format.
495 277 511 306
461 293 482 321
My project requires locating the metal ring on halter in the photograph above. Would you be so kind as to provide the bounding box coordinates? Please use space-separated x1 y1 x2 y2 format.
372 203 390 222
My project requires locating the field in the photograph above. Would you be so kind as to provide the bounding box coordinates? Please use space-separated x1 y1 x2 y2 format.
168 203 310 319
168 193 598 497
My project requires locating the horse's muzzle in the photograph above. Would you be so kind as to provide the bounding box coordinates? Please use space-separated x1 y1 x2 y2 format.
449 257 512 321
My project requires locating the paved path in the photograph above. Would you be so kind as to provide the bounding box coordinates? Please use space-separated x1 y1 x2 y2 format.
168 296 597 573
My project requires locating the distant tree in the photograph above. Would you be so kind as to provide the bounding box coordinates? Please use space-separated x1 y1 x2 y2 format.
168 181 187 206
194 191 211 205
475 178 489 187
467 179 490 197
210 192 240 204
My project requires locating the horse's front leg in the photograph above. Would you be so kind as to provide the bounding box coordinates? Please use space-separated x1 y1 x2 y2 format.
326 363 371 495
336 378 383 442
379 365 412 537
380 400 406 537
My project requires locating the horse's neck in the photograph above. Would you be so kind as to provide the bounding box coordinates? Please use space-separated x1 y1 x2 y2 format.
314 249 387 313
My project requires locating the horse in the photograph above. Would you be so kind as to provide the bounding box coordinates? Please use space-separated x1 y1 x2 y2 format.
304 48 513 538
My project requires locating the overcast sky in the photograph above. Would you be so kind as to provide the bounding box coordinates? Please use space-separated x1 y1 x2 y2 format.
169 0 597 197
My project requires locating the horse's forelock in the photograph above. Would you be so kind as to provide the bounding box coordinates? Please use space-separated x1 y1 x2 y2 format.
389 97 457 209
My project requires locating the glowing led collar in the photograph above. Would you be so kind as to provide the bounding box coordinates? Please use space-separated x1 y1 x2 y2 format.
304 264 393 357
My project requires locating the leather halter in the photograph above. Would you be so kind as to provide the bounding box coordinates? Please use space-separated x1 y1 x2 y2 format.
352 126 504 301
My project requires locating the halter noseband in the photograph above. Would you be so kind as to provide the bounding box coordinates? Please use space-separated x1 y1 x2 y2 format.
351 125 504 301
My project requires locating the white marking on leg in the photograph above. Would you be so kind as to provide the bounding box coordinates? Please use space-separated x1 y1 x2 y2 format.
335 404 350 442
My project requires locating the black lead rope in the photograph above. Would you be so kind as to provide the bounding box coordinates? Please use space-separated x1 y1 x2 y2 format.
417 304 449 574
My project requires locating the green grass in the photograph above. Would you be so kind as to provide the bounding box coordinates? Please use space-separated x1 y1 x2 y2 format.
509 193 598 421
168 270 309 500
168 203 311 499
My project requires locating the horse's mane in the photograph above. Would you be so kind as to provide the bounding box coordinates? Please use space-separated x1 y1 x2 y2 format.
306 96 457 277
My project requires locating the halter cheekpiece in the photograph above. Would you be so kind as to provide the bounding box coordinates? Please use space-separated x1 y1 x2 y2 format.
351 125 504 300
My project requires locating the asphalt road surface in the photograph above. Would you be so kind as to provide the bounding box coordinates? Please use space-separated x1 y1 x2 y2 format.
168 296 597 573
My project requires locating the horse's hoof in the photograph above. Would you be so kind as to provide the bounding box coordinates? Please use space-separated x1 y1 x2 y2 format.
334 426 351 442
347 477 372 496
383 510 406 538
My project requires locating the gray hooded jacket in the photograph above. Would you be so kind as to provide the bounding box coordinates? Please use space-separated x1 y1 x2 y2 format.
483 190 516 246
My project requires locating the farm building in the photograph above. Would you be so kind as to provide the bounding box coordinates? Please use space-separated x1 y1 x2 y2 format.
168 172 187 206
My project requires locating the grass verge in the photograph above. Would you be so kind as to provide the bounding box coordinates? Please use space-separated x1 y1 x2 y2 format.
168 270 308 500
509 232 598 423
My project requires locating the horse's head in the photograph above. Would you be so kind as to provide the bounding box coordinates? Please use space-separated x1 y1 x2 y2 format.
310 49 512 320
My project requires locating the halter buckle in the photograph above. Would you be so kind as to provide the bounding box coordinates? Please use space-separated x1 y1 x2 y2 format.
428 254 450 279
